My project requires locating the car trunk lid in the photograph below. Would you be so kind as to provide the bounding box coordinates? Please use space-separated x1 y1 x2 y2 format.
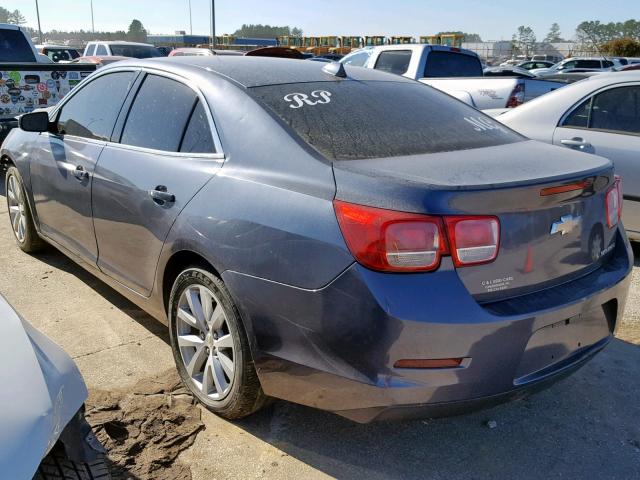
333 140 617 302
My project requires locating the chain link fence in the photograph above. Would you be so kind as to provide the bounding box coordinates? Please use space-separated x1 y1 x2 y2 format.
462 41 597 65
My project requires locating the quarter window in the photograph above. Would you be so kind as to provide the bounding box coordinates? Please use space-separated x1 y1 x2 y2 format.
121 74 197 151
374 50 412 75
180 100 215 153
57 71 135 141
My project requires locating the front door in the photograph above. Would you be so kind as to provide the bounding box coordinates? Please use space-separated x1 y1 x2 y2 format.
29 70 137 263
92 73 222 296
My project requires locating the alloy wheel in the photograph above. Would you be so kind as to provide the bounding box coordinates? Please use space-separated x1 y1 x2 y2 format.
7 173 26 243
176 284 235 400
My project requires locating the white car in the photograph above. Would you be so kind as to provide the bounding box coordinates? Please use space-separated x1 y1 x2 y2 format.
83 40 161 59
531 57 621 76
0 294 107 479
495 71 640 239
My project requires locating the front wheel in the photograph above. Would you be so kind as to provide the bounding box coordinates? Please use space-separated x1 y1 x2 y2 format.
168 267 267 419
5 166 44 253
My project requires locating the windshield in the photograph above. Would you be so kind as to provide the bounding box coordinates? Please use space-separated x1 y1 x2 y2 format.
0 29 36 62
250 81 523 161
424 51 483 77
109 44 160 58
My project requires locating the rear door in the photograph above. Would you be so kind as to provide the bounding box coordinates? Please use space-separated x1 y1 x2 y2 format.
553 83 640 235
29 70 136 263
92 72 223 296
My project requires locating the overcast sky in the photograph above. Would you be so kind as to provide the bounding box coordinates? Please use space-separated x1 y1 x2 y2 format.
2 0 634 41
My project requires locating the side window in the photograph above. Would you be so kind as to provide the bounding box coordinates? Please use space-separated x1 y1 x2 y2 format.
575 60 601 69
590 86 640 134
85 43 96 56
57 71 135 140
180 101 215 153
120 74 197 151
374 50 411 75
562 98 592 129
559 60 575 70
602 60 614 68
96 44 108 56
342 50 370 67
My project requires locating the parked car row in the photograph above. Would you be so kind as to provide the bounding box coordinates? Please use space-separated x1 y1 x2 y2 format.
2 54 632 426
340 44 568 109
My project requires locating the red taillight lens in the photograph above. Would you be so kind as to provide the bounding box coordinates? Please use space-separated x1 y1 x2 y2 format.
506 83 525 108
606 176 622 228
333 200 446 272
445 216 500 266
333 201 500 272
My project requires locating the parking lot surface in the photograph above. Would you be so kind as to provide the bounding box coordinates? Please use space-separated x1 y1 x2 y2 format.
0 181 639 480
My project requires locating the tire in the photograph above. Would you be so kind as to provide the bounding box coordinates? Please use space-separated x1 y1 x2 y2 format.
5 165 44 253
168 267 268 419
33 444 111 480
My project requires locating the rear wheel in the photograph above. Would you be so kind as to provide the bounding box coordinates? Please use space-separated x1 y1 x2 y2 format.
5 166 44 253
168 267 267 419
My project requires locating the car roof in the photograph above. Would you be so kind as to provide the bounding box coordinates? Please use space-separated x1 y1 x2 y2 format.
367 43 478 57
105 55 417 88
87 40 154 47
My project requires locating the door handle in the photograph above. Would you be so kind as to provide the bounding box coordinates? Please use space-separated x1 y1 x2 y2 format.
148 186 175 205
73 165 89 181
561 137 592 149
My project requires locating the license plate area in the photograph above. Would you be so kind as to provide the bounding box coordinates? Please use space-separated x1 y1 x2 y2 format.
515 307 611 381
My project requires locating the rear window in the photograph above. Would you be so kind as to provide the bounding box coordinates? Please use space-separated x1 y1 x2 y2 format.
250 81 523 161
0 29 36 62
109 44 160 58
424 51 482 77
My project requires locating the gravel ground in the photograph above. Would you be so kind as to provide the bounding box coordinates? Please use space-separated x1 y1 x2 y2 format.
0 178 638 479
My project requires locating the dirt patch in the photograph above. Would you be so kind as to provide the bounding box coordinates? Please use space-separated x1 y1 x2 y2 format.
85 370 204 480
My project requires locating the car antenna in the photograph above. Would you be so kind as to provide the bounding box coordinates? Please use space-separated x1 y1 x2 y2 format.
322 61 347 78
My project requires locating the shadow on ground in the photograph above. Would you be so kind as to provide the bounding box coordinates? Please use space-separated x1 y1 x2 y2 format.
233 338 640 479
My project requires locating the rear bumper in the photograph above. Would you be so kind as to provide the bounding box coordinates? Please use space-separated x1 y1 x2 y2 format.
223 229 632 423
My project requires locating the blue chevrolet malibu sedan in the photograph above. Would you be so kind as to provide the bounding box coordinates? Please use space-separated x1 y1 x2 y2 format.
2 56 632 422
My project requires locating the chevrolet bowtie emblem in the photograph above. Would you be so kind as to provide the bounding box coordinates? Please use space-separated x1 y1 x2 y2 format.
550 214 582 236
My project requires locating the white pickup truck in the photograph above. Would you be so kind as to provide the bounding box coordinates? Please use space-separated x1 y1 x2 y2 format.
340 44 566 109
0 23 96 143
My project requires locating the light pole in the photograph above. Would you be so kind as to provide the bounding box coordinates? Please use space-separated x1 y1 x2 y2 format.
188 0 192 35
34 0 43 43
210 0 215 47
90 0 95 33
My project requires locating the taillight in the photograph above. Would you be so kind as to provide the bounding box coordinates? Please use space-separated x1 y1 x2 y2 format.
506 83 525 108
445 216 500 266
606 176 622 228
333 200 446 272
333 200 500 272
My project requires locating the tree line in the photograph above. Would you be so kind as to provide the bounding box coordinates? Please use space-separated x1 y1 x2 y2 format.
512 19 640 57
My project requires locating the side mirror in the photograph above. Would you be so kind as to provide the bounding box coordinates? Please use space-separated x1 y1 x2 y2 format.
19 111 50 133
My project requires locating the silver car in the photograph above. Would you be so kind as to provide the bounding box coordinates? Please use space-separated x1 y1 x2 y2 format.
495 71 640 239
0 294 106 479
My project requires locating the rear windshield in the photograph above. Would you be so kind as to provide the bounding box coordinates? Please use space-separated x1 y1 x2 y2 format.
0 29 36 62
424 51 482 77
250 81 523 161
109 44 160 58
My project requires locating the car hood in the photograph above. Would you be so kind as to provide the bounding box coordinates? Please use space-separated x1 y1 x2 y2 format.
0 295 87 480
